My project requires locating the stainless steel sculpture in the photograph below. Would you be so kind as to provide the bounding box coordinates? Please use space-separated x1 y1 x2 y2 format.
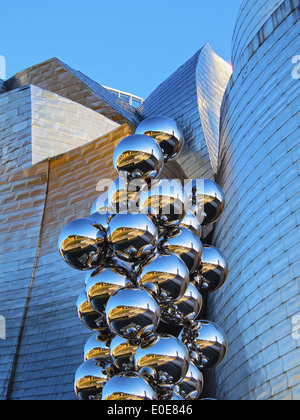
58 116 228 400
136 115 185 162
113 134 164 182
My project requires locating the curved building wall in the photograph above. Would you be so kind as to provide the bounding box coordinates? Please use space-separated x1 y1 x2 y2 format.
208 0 300 400
231 0 285 66
0 124 133 400
138 44 232 181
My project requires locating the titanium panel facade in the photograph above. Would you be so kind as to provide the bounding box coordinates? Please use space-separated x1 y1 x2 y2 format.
137 44 232 181
0 125 133 400
208 0 300 400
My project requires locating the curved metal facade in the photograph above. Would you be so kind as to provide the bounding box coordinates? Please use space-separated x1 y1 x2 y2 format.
208 0 300 400
231 0 285 66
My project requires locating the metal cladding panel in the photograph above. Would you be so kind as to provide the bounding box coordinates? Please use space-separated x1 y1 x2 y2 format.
0 86 32 176
0 125 133 400
208 0 300 400
231 0 285 66
30 85 120 164
138 48 214 181
0 163 49 400
5 58 140 127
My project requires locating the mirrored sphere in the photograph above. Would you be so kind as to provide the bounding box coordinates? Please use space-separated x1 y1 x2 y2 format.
113 134 164 182
160 390 185 400
179 320 227 369
76 289 103 331
193 245 228 294
107 213 158 263
161 282 202 325
158 227 203 273
185 178 225 225
108 177 145 214
111 335 139 371
89 211 112 232
90 192 110 215
106 287 161 340
180 209 202 237
176 361 204 400
58 218 106 271
86 266 129 314
84 332 113 361
102 372 157 401
135 334 190 387
138 253 189 304
139 179 188 228
74 358 108 400
136 116 185 162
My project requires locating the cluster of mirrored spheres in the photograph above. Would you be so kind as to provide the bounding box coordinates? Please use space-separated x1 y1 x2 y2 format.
58 115 229 401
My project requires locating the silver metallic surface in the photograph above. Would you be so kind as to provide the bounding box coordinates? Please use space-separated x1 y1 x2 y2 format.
139 178 188 228
74 358 108 400
86 266 129 314
160 390 185 401
138 253 190 304
180 209 202 238
90 192 110 215
107 213 158 263
176 361 204 400
106 287 161 340
161 282 202 326
185 178 225 225
180 320 227 369
84 332 113 362
58 218 106 271
113 134 164 182
108 177 144 214
158 227 203 273
76 289 104 331
110 335 139 371
135 334 190 387
208 0 300 400
101 372 157 401
136 115 185 162
192 245 228 294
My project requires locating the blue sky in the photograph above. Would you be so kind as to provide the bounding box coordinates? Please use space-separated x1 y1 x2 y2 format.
1 0 242 99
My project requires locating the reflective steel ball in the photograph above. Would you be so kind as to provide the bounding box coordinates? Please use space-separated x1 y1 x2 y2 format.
77 289 103 331
106 287 161 340
158 227 203 273
90 192 110 215
136 116 185 162
86 266 130 314
110 335 139 371
74 358 108 400
179 320 227 369
180 209 202 237
185 178 225 225
101 372 157 401
161 282 202 325
192 245 228 294
84 332 113 362
58 218 106 271
139 178 188 228
113 134 164 182
107 213 158 263
176 361 204 400
138 253 189 304
135 334 190 387
108 177 145 214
